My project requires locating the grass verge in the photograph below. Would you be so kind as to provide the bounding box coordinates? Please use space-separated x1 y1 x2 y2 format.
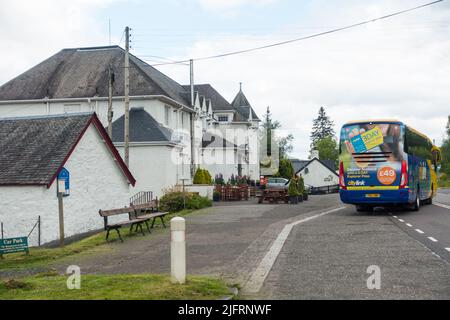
0 209 201 272
0 273 230 300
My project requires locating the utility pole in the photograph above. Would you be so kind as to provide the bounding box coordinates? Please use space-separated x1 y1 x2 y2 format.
189 59 196 177
107 64 114 138
124 26 130 167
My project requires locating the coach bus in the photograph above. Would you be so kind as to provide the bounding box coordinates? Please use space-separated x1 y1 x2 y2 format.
339 120 441 212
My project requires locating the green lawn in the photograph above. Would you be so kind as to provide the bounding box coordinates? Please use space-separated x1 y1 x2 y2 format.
0 273 230 300
0 209 199 271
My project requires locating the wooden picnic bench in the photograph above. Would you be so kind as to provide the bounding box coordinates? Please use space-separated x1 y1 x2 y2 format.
133 199 168 230
257 189 289 204
98 199 168 242
98 206 147 242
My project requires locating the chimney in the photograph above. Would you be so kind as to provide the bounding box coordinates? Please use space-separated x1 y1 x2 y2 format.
311 150 319 159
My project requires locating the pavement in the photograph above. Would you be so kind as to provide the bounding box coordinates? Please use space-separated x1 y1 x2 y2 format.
45 191 450 299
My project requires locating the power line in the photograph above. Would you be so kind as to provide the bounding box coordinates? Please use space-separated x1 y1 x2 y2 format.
149 0 444 67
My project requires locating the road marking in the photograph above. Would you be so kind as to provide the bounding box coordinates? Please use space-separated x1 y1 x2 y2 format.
428 237 438 242
398 219 405 222
243 206 347 294
393 215 398 219
415 229 424 234
406 223 412 227
434 202 450 210
445 248 450 253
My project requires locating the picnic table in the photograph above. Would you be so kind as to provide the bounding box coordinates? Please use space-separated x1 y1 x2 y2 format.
216 185 249 201
257 188 288 204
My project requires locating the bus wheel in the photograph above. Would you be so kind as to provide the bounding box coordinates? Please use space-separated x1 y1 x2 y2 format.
412 191 420 211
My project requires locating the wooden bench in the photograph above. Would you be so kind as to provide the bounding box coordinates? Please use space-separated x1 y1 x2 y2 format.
98 206 147 242
132 199 168 230
257 189 289 204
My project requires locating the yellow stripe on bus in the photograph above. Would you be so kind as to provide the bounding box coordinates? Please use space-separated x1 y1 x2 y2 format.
346 186 402 191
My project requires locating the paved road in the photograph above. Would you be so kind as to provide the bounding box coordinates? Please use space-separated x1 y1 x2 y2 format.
18 192 449 299
388 190 450 264
258 202 450 299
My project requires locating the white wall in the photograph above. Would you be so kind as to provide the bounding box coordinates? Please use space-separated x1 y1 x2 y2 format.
299 159 339 188
0 124 131 246
116 144 189 198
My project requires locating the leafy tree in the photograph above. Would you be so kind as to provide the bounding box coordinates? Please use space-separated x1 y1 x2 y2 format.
278 158 294 179
315 136 339 168
441 115 450 175
261 106 294 159
310 106 335 152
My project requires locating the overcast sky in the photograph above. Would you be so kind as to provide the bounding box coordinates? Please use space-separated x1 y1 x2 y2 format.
1 0 449 159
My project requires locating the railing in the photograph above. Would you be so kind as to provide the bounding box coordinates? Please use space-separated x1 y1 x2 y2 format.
309 185 339 195
1 216 41 246
130 191 153 206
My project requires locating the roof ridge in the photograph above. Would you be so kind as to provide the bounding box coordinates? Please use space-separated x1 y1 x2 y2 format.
0 112 94 121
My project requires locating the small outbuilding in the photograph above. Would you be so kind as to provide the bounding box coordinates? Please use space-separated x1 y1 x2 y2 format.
0 112 135 246
292 158 339 188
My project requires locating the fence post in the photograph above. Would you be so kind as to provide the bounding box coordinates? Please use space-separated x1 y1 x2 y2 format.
171 217 186 284
1 222 3 239
38 216 41 247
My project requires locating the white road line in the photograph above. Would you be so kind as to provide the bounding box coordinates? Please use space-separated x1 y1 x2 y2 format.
445 248 450 253
428 237 438 242
243 206 347 294
415 229 424 234
393 216 398 219
434 202 450 210
406 223 412 227
398 219 405 223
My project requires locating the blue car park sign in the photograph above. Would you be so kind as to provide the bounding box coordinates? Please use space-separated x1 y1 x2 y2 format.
0 237 29 258
57 167 70 196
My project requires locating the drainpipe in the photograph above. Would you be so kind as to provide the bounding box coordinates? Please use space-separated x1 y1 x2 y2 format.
189 59 196 178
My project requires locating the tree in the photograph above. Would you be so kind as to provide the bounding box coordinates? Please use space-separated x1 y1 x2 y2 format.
278 158 294 179
310 106 335 151
441 115 450 176
261 106 294 159
315 136 339 168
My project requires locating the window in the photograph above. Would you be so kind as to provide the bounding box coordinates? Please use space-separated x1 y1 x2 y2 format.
218 116 228 122
405 126 433 160
305 168 309 174
181 112 185 127
164 106 170 126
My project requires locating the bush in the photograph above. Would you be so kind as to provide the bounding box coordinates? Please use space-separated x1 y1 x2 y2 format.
193 168 212 184
159 191 212 213
288 180 299 196
297 176 305 195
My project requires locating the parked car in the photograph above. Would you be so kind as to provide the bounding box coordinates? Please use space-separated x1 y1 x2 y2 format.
266 177 290 189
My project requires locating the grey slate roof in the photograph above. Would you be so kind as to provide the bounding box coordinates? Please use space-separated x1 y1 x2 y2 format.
292 158 338 176
0 112 136 186
0 113 92 185
112 108 174 143
231 89 260 121
202 132 237 149
182 84 233 111
0 46 190 106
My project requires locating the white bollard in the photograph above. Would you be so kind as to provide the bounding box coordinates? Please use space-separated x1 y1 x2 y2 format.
171 217 186 284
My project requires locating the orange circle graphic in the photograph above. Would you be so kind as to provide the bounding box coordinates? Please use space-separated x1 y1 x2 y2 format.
377 167 397 185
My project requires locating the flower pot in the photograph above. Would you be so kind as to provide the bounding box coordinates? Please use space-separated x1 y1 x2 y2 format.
303 193 308 201
297 195 303 203
213 194 220 202
289 196 298 204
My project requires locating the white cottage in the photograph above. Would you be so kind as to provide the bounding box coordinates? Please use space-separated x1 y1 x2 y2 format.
0 113 135 246
292 158 339 188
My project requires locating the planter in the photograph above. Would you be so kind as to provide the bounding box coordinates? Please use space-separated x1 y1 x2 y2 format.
213 193 220 202
289 196 298 204
297 195 303 203
303 193 308 201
